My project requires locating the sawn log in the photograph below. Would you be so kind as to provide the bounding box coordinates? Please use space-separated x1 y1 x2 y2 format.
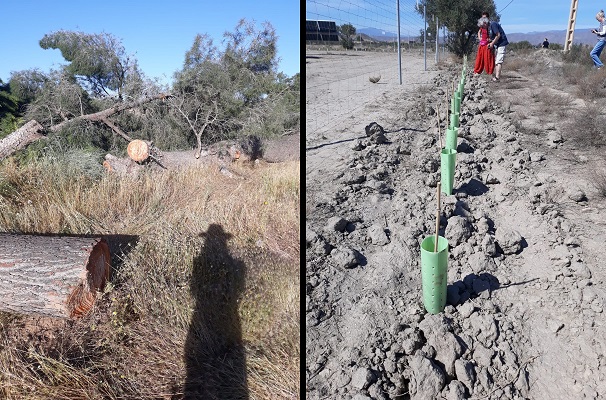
0 233 111 318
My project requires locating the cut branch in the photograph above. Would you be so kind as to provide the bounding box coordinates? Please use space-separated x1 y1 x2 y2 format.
0 233 111 318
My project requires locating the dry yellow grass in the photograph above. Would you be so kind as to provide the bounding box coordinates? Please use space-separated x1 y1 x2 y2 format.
0 156 300 399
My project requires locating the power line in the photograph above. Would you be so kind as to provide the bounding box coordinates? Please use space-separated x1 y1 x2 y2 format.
498 0 515 15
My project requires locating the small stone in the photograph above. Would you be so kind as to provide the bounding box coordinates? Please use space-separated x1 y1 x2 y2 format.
458 302 476 319
530 152 545 162
352 139 366 151
325 216 348 232
351 367 376 390
368 223 390 245
484 174 500 184
495 228 523 255
331 246 359 268
567 188 587 202
442 380 467 400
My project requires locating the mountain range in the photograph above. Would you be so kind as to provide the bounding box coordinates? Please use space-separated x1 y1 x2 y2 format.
507 29 597 46
357 27 601 46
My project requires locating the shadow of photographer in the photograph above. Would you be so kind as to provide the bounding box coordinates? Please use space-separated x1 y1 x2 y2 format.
183 224 248 399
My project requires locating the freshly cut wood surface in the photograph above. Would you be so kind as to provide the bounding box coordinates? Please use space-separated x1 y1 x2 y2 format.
0 233 111 318
127 139 150 162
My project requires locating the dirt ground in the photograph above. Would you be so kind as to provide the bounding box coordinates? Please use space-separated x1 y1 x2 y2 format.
305 48 606 399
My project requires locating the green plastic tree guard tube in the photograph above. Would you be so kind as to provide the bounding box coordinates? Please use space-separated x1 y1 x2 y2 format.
454 92 461 114
459 81 464 95
450 111 460 129
451 96 456 115
420 235 449 314
445 127 458 151
441 148 457 195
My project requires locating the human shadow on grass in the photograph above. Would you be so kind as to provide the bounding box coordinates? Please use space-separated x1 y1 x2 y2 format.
183 224 248 399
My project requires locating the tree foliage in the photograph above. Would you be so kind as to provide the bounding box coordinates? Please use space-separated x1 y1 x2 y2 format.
339 23 356 50
417 0 497 57
0 80 22 138
170 18 293 153
39 30 140 98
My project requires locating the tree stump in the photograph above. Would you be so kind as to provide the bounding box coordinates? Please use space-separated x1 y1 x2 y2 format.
0 233 111 318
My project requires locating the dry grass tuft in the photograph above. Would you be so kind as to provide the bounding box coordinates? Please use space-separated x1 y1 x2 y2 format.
0 157 300 399
589 168 606 198
562 105 606 148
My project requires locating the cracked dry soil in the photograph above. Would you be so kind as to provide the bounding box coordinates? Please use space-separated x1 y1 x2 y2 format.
306 50 606 399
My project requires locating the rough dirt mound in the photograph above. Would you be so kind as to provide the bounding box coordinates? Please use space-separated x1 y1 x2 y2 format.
306 52 606 399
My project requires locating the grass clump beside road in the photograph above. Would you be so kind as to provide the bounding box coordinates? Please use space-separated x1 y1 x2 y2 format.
0 155 300 399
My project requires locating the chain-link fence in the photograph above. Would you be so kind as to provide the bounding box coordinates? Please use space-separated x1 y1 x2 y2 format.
306 0 439 136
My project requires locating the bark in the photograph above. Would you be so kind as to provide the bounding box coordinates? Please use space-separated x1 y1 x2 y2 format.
0 233 111 318
102 153 144 176
0 120 45 161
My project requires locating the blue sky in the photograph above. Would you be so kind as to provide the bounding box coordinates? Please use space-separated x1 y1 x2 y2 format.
306 0 601 37
0 0 300 85
497 0 600 33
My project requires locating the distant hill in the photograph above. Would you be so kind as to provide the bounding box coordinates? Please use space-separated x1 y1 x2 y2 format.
357 27 398 42
507 29 598 47
358 27 600 47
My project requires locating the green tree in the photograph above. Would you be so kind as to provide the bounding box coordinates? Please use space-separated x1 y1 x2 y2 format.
0 79 23 138
39 30 140 98
339 23 356 50
416 0 497 57
170 19 286 156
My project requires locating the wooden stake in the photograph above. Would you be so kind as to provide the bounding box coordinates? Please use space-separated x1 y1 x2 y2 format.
445 86 449 123
435 182 441 252
436 102 442 149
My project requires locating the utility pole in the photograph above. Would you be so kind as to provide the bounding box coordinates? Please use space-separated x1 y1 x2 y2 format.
424 3 427 71
435 16 439 64
397 0 402 84
565 0 579 51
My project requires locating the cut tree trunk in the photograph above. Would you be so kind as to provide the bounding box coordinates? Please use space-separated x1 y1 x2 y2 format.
0 233 111 318
103 153 145 176
127 139 150 162
0 120 45 161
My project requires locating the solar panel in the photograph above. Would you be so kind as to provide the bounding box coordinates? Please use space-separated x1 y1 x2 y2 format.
306 20 339 42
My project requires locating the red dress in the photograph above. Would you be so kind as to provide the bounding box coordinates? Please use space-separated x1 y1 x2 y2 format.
474 27 494 74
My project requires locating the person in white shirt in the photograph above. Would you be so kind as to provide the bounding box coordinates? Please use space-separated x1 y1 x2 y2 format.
590 10 606 69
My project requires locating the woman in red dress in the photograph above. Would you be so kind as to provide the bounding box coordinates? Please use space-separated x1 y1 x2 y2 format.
474 17 494 75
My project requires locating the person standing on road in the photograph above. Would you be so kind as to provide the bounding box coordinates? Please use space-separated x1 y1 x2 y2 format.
482 11 509 82
473 16 495 75
590 10 606 69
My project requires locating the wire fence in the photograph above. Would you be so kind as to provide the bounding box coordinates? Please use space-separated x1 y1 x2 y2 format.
306 0 442 136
